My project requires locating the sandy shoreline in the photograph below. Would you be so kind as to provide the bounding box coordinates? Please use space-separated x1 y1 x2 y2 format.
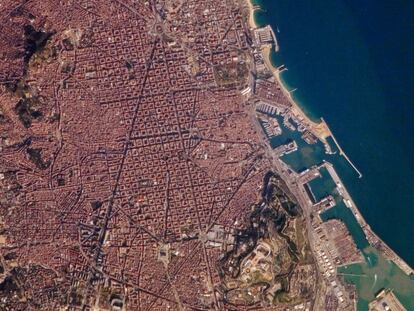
246 0 258 29
244 0 414 276
260 45 330 140
245 0 330 141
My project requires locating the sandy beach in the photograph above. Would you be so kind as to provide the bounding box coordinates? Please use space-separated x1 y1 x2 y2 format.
244 0 414 277
246 0 258 29
245 0 330 141
244 0 364 176
261 45 330 139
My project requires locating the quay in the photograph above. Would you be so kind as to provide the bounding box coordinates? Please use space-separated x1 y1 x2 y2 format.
320 161 362 222
298 166 321 185
320 161 414 276
277 64 287 73
248 3 414 308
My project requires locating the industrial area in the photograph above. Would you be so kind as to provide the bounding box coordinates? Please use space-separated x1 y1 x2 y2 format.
0 0 413 310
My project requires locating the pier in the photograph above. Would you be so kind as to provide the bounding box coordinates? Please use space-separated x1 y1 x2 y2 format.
277 64 287 73
320 161 414 276
273 140 298 157
269 25 279 52
321 117 363 178
320 161 361 218
255 101 286 116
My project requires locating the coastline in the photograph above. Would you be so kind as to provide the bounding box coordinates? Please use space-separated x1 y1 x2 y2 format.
246 0 258 29
260 45 330 140
322 161 414 276
245 0 330 142
244 0 414 277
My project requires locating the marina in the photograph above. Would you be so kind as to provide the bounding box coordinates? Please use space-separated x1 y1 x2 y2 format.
249 1 414 309
253 0 414 271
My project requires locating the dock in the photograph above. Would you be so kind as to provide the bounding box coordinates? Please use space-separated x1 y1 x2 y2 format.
320 161 414 276
256 101 284 116
254 25 279 52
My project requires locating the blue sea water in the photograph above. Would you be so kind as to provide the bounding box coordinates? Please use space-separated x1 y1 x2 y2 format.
254 0 414 266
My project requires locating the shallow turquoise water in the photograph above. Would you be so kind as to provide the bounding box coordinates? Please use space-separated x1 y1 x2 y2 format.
255 0 414 266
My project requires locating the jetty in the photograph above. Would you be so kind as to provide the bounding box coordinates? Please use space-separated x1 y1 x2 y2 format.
321 117 363 178
320 161 414 276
